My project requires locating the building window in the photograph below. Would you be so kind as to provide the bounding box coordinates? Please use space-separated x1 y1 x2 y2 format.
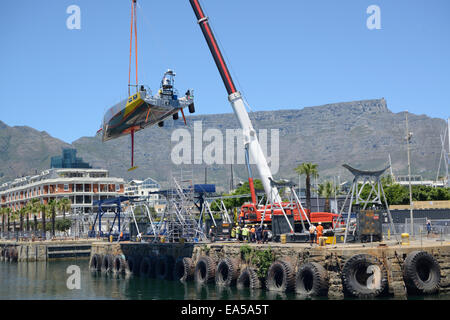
115 184 120 192
64 184 69 191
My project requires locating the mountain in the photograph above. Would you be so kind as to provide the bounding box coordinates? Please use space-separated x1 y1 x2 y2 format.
0 99 446 192
0 121 71 181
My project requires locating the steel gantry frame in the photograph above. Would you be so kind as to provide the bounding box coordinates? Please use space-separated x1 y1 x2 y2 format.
333 164 399 244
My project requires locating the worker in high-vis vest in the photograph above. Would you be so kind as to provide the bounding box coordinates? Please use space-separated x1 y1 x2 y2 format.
242 225 249 242
236 225 242 242
239 210 245 225
316 222 324 244
231 226 236 239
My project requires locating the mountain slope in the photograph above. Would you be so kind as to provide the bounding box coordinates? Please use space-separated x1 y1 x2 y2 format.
0 121 71 181
1 99 446 191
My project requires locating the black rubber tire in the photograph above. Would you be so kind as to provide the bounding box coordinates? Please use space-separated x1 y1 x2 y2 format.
4 248 10 262
266 260 296 292
173 257 195 282
237 267 262 289
156 255 175 280
125 256 138 275
194 256 216 285
89 254 103 272
158 121 164 127
173 112 179 120
295 262 329 296
101 254 114 273
215 257 240 287
342 254 388 298
112 255 127 275
139 257 153 277
403 250 441 295
8 248 18 262
188 103 195 114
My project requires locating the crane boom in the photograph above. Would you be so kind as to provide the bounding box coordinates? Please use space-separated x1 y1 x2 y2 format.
189 0 281 203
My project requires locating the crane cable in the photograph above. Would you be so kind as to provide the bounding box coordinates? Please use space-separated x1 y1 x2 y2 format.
128 0 138 96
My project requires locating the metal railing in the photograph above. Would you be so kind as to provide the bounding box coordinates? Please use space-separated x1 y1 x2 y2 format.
382 218 450 241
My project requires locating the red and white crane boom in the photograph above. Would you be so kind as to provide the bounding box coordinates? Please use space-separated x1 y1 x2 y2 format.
189 0 281 204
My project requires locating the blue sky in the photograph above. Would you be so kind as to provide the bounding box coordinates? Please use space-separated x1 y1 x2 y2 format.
0 0 449 143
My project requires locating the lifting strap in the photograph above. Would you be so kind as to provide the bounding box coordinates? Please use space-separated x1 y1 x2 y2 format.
128 0 138 96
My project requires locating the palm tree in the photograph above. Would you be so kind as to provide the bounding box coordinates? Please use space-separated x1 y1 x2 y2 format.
5 207 12 235
48 199 58 238
25 202 33 232
318 181 335 213
0 208 5 235
40 203 49 239
19 206 26 234
10 209 18 238
294 163 319 212
58 198 72 220
30 199 40 235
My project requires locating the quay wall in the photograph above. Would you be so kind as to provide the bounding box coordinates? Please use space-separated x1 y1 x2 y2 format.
0 240 92 262
90 240 450 299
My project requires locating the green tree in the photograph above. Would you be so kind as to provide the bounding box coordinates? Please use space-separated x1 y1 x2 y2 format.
318 180 335 212
213 179 265 211
294 163 319 211
5 207 11 234
56 218 72 233
10 209 19 236
58 198 72 220
0 208 6 234
24 201 34 232
30 199 41 234
40 203 49 239
48 199 58 238
19 207 26 233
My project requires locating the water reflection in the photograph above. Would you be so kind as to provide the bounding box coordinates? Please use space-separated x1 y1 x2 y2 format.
0 261 448 300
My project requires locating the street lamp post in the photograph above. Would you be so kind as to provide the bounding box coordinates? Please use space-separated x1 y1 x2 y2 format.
405 112 414 237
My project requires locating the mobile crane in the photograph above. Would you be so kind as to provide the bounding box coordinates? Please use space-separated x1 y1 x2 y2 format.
189 0 340 233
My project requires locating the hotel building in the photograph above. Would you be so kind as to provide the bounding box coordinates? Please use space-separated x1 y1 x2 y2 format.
0 168 125 219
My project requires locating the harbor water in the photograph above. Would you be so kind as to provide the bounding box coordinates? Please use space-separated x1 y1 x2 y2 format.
0 259 449 300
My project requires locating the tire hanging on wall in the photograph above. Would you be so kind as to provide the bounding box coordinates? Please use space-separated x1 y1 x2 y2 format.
4 248 10 262
341 254 388 298
156 255 175 280
112 255 127 275
237 267 262 289
194 256 216 285
89 254 103 272
125 256 138 275
101 254 114 273
173 257 195 282
215 257 240 287
295 262 329 296
139 257 153 277
8 248 18 263
266 260 296 292
403 250 441 295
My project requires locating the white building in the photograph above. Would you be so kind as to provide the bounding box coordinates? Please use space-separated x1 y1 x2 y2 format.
0 168 125 219
124 177 164 207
